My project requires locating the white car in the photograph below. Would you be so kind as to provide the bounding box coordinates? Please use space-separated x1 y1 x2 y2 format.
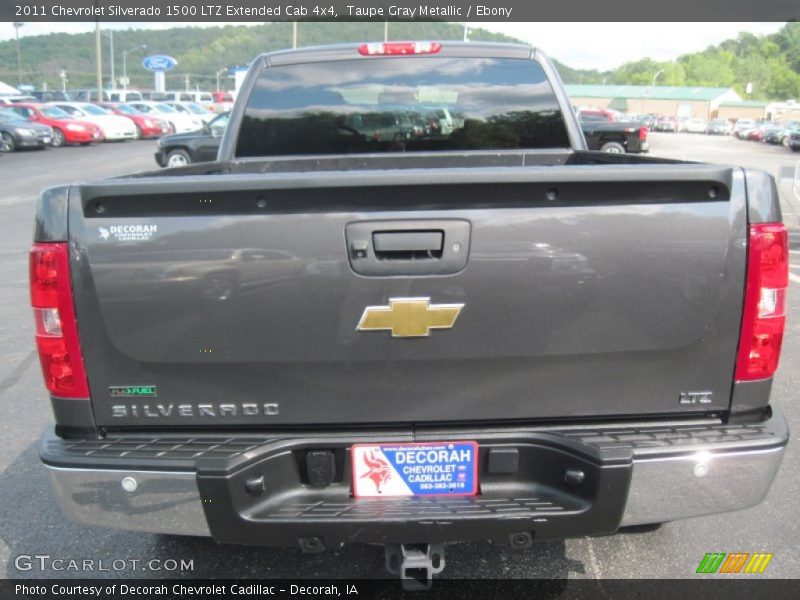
127 101 204 134
734 119 756 138
685 118 708 133
163 101 216 124
50 102 136 141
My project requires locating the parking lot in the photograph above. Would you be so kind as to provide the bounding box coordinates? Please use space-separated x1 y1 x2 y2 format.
0 133 798 582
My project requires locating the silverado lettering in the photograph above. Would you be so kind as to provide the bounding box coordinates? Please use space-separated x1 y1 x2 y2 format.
111 403 280 418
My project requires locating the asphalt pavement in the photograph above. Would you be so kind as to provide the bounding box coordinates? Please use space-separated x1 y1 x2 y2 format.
0 135 798 581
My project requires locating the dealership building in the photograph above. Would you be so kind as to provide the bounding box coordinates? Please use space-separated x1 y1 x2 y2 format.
565 84 744 120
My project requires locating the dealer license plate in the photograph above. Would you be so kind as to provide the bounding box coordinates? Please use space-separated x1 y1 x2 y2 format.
351 442 478 497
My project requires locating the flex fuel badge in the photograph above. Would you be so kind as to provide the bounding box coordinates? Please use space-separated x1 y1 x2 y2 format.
109 385 158 398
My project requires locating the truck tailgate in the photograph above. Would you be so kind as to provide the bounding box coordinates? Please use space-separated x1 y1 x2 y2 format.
69 164 746 427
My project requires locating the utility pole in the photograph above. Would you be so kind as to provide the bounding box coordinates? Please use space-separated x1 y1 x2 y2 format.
102 30 115 90
463 23 469 42
185 74 190 92
292 22 297 49
95 22 103 100
13 22 24 86
384 21 388 42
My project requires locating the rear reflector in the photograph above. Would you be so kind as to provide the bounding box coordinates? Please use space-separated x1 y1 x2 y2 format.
29 243 90 398
734 223 788 381
358 42 442 56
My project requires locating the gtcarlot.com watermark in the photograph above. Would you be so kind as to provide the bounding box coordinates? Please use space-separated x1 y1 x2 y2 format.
14 554 194 573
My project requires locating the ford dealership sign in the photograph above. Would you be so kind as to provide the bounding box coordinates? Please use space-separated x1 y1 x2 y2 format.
141 55 178 72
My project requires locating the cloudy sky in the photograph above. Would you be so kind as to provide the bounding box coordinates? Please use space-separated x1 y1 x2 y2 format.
0 21 786 70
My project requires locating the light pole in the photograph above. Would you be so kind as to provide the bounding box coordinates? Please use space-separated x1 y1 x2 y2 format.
122 45 147 91
59 70 67 93
650 69 665 114
463 23 469 42
216 67 228 92
13 22 24 86
292 22 297 49
102 30 115 90
652 69 665 88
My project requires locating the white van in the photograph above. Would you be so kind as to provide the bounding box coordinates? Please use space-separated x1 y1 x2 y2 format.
152 91 215 110
107 90 146 103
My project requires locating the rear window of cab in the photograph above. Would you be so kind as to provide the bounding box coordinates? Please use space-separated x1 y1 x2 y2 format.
236 56 570 157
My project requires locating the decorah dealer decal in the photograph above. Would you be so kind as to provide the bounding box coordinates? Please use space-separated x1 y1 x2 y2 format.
99 224 158 242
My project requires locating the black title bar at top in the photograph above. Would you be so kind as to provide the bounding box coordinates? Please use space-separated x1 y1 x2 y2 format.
2 0 799 22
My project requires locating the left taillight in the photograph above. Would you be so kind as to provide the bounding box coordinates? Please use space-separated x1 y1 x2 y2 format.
638 126 648 141
734 223 789 382
29 243 90 398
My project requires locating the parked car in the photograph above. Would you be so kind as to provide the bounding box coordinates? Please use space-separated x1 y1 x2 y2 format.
32 42 789 587
6 103 102 146
684 118 707 133
779 121 800 147
575 108 623 122
746 128 764 142
211 90 235 112
577 110 649 153
787 126 800 151
106 90 146 103
655 116 677 132
0 107 52 151
759 123 785 144
151 91 216 111
154 112 230 167
50 102 137 141
126 101 204 134
734 119 756 138
69 89 145 103
706 118 733 135
162 101 217 124
31 90 71 103
68 89 110 102
96 102 171 139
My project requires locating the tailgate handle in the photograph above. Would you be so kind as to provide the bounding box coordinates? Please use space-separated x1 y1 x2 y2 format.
373 231 443 259
345 219 470 277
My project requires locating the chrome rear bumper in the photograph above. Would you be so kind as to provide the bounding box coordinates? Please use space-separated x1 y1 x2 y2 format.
44 409 788 539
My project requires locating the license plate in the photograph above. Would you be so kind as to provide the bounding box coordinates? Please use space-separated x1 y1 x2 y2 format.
42 137 51 144
351 442 478 497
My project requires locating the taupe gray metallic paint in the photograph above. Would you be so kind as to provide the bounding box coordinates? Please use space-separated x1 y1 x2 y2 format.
67 167 748 427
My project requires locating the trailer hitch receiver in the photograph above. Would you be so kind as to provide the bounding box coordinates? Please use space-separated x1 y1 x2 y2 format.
385 543 446 590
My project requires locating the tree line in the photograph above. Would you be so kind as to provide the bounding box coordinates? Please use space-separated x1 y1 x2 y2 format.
0 21 798 101
555 22 800 101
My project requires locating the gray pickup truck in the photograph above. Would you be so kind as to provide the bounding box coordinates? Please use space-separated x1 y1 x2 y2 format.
32 42 789 588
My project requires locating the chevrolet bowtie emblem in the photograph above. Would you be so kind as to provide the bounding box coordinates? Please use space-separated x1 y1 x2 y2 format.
357 298 464 338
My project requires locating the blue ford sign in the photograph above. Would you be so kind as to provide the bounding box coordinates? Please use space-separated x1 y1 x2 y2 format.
141 55 178 72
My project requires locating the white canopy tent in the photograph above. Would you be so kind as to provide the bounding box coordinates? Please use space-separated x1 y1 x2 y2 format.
0 81 21 96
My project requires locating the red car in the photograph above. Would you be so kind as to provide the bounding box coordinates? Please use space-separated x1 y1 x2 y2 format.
7 103 103 147
212 91 234 104
96 102 172 138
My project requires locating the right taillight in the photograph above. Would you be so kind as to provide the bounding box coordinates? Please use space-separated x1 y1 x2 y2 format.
638 126 648 141
735 223 788 381
29 243 90 398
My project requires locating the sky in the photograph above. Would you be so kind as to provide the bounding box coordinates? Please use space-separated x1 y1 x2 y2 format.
0 21 787 71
